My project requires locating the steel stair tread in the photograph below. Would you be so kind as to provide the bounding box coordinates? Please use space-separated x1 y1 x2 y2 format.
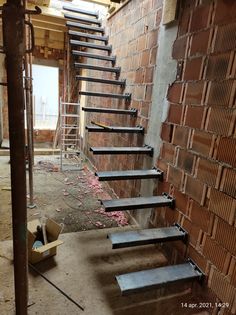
64 13 101 26
66 21 104 33
68 30 108 42
79 91 131 100
82 107 136 115
74 63 120 73
85 125 143 133
90 146 153 156
77 76 125 85
70 39 112 51
63 5 99 18
95 168 163 181
101 194 175 211
116 261 204 295
108 224 187 249
72 50 116 62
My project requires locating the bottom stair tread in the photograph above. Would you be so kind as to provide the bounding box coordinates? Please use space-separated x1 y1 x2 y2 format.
116 262 203 295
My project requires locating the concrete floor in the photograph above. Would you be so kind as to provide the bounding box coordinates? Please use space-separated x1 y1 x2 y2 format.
0 227 210 315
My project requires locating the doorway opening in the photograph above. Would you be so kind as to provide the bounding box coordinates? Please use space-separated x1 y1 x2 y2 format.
32 64 59 130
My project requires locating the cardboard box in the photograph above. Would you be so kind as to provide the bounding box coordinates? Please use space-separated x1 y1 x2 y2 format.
28 218 63 264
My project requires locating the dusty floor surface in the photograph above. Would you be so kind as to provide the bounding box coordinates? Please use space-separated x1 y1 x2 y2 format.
0 155 129 241
0 228 211 315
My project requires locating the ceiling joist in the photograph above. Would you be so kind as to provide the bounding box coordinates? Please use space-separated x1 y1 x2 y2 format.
79 0 110 6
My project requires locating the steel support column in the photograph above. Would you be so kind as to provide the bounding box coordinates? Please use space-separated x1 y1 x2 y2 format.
2 0 28 314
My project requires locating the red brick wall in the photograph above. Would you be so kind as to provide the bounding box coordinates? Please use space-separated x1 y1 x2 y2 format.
155 1 236 313
84 0 163 197
34 129 55 143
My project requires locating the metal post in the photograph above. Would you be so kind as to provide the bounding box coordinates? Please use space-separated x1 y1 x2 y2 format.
23 0 35 209
25 73 35 208
29 27 35 166
24 26 35 208
2 0 28 314
66 31 70 102
63 32 67 102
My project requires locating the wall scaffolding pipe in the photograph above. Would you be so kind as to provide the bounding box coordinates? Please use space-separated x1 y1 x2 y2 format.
2 0 28 313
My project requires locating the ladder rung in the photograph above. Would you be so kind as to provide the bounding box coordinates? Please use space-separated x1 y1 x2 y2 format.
72 50 116 63
85 125 144 134
62 139 80 141
74 62 120 73
76 76 125 86
70 39 112 51
95 168 163 181
63 5 99 18
62 144 78 146
61 102 80 106
116 261 204 295
101 194 175 212
82 107 137 116
66 21 104 33
62 126 80 129
108 224 188 249
64 13 101 26
62 150 80 154
68 30 108 42
90 146 154 156
79 91 131 101
61 114 79 117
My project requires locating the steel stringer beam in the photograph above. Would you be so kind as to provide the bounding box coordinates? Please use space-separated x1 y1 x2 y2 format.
2 1 28 314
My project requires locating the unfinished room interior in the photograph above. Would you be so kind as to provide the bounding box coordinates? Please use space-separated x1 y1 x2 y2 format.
0 0 236 314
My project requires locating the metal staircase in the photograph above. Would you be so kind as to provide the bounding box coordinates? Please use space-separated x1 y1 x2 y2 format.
63 5 205 296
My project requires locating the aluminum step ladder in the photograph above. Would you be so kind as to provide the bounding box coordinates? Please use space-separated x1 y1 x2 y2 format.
59 99 82 171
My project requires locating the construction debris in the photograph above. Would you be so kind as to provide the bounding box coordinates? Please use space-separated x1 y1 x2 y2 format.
91 120 110 129
37 160 59 172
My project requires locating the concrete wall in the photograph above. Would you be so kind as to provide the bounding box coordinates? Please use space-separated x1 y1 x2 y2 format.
137 22 178 227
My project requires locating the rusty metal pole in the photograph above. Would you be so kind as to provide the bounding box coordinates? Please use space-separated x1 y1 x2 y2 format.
29 50 35 166
24 24 35 208
66 31 70 102
25 66 35 208
2 0 28 314
23 0 35 209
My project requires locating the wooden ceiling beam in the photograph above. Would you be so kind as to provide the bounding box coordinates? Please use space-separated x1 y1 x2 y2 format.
79 0 110 7
31 14 65 27
32 20 66 32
